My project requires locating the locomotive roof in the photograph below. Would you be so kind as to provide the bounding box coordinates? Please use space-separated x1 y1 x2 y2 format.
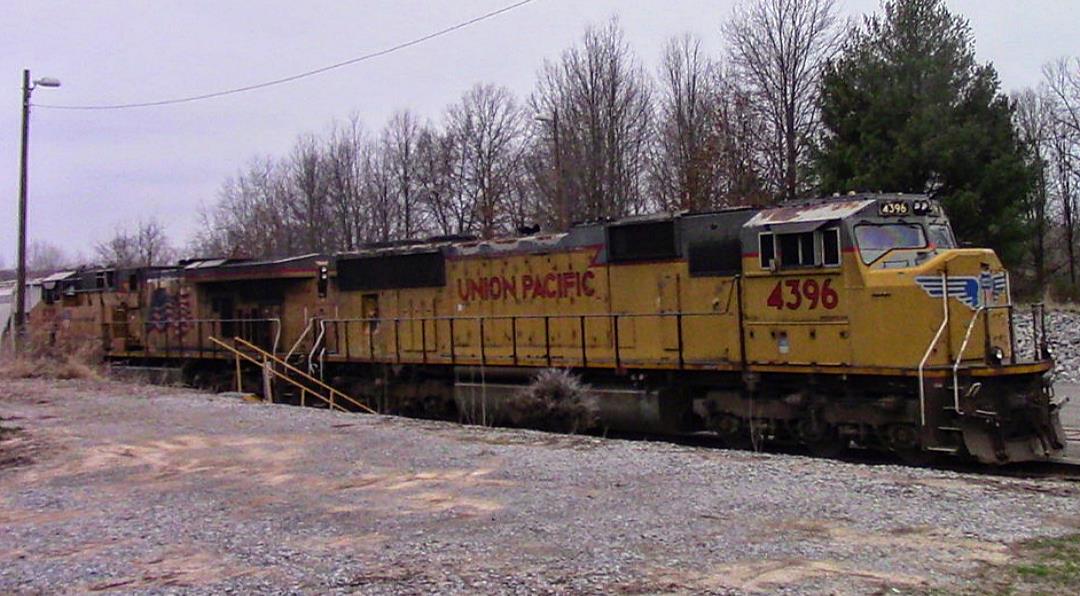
332 192 934 263
743 192 932 229
185 253 325 282
744 198 876 228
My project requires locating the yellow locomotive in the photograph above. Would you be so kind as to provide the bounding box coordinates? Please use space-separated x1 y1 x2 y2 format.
24 193 1064 464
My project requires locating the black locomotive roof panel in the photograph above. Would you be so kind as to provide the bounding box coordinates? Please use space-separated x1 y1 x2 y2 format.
337 251 446 291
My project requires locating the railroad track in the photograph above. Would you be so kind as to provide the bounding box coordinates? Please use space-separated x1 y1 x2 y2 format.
1065 426 1080 443
667 427 1080 481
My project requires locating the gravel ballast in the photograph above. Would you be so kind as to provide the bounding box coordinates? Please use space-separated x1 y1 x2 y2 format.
2 377 1080 594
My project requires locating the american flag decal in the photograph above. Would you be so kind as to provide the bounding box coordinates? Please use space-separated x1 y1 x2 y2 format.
148 287 192 337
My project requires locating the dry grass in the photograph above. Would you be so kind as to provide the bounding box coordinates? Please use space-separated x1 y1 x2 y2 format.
0 335 104 381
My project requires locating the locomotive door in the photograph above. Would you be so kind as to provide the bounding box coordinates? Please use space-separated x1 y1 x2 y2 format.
213 296 235 338
255 303 281 351
361 294 379 358
658 273 681 353
110 305 129 351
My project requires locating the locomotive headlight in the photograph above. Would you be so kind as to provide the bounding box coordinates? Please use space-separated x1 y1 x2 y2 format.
990 346 1005 367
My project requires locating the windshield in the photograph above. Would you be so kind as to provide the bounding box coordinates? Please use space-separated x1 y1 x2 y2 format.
927 223 956 248
854 224 927 264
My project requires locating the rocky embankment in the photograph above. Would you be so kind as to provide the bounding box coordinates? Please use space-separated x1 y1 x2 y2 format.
1014 306 1080 383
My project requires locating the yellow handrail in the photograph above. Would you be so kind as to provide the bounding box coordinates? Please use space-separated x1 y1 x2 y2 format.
230 336 376 415
208 336 376 414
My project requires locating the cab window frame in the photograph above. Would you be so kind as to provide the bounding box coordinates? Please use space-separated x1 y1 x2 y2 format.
821 227 841 267
758 232 776 269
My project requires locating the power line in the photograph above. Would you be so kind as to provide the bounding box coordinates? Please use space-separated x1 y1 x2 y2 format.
35 0 537 111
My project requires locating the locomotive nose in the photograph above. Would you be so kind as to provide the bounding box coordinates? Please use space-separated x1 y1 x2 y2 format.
912 248 1011 312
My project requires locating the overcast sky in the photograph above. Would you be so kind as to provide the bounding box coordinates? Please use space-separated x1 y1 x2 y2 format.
2 0 1077 266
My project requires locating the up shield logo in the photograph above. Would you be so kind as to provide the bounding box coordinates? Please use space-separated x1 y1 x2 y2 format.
914 272 1007 309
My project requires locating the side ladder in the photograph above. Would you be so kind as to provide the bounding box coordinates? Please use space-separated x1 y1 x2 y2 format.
208 336 376 414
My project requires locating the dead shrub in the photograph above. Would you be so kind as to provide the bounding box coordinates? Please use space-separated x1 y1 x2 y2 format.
505 369 597 434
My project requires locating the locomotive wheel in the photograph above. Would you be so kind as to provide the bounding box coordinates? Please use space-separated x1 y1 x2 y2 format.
886 424 936 467
714 414 756 451
794 417 846 459
806 434 847 459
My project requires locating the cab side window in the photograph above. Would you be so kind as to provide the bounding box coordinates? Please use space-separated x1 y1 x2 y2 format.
759 233 776 269
759 228 842 269
822 228 841 266
779 232 816 267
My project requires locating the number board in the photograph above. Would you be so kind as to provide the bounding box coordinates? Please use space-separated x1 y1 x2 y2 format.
879 199 932 217
766 278 839 310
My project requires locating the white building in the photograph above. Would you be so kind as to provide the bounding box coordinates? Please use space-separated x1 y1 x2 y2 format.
0 280 43 350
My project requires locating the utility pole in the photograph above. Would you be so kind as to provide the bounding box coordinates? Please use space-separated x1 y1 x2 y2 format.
13 69 60 352
14 69 32 352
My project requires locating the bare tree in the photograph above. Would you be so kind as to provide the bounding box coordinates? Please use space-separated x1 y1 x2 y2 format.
713 68 772 206
1045 57 1080 138
27 240 69 273
196 157 293 258
445 83 528 237
652 34 723 212
530 18 654 229
324 115 368 251
361 138 398 244
383 110 425 239
724 0 843 201
1051 119 1078 285
95 218 175 268
1014 86 1057 290
285 134 331 253
1041 59 1080 286
418 125 471 236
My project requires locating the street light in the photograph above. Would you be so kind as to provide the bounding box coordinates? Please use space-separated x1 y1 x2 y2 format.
13 69 61 352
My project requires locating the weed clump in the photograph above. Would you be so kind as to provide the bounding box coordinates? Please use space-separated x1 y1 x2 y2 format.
505 369 597 434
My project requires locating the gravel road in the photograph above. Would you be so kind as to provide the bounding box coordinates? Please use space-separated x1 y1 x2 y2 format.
2 378 1080 595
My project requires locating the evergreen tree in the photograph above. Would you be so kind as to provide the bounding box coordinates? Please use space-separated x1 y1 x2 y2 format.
814 0 1032 263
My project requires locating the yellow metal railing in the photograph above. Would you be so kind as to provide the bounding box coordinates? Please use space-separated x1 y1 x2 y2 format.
208 336 376 415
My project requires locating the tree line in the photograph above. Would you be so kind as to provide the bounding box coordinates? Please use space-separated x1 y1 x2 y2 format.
191 1 847 258
86 0 1080 298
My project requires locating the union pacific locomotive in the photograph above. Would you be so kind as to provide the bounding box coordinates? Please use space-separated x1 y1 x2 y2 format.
22 193 1065 464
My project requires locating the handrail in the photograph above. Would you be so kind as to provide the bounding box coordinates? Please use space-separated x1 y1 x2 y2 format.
320 311 739 324
309 318 327 375
320 311 725 371
232 336 375 414
221 335 376 414
952 305 986 414
284 318 313 364
918 273 949 427
210 336 348 413
144 317 282 357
